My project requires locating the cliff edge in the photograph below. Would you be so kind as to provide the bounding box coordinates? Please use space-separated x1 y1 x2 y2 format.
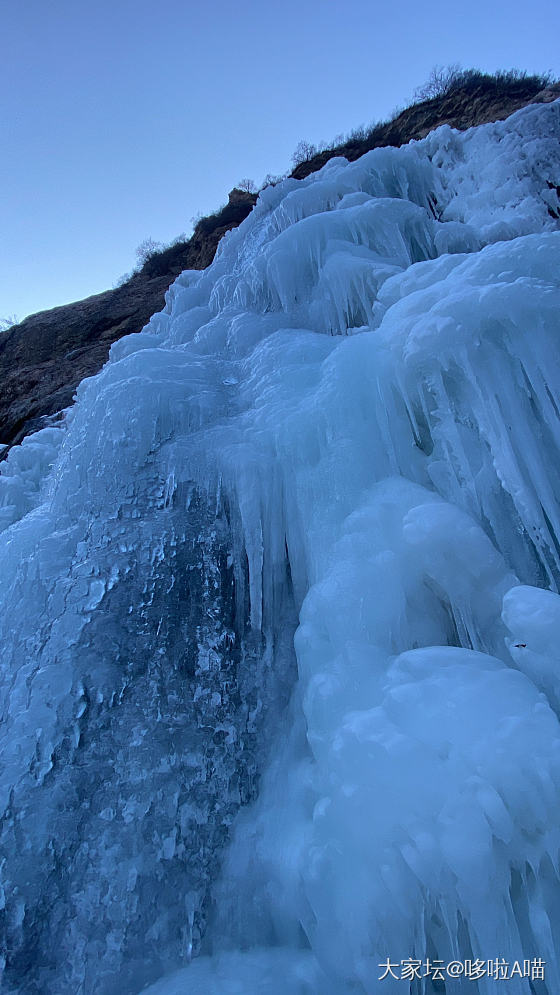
1 76 558 454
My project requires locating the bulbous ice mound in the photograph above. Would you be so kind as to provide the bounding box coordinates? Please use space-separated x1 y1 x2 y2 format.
1 101 560 994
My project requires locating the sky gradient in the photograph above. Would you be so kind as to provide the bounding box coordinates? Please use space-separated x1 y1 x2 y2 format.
1 0 559 321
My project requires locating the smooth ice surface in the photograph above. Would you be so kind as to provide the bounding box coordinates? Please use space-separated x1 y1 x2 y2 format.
1 101 560 994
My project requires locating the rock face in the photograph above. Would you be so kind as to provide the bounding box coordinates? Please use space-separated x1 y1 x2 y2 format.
0 276 171 448
2 79 559 454
0 189 258 451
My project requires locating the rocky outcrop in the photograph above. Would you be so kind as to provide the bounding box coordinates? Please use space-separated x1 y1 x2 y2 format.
2 79 559 455
0 275 171 448
0 189 257 450
291 80 560 178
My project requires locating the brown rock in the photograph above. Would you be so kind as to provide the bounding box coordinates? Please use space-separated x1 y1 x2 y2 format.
0 192 257 452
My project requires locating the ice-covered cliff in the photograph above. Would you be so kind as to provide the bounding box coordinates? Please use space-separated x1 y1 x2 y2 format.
1 99 560 994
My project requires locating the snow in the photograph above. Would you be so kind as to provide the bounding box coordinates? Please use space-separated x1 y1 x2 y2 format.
0 100 559 994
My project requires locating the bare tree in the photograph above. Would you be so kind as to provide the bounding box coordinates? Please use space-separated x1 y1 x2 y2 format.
236 178 257 193
291 139 318 167
414 64 462 101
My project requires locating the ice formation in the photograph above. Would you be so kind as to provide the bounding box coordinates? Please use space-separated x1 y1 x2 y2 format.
1 100 560 994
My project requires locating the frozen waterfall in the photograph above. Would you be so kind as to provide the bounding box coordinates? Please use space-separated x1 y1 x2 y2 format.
1 99 560 994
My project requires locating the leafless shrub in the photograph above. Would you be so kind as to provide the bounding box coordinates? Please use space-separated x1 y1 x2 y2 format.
113 273 132 289
291 139 318 167
0 314 18 331
135 238 164 266
264 172 283 186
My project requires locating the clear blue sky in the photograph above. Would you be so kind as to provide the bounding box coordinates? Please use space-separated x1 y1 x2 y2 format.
1 0 558 321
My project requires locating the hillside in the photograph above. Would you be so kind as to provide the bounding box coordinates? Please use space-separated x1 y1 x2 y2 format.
0 188 258 450
1 74 558 453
